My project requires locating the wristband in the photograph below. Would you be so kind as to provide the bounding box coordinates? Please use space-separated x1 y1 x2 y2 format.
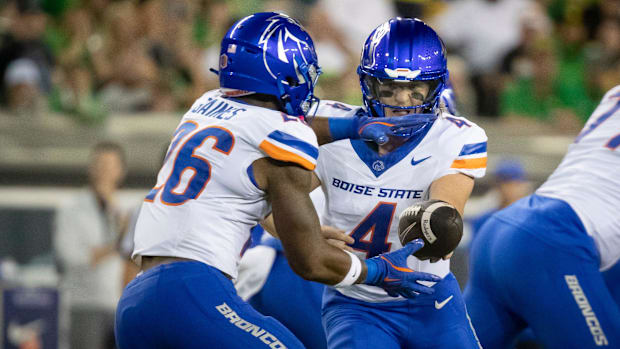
328 117 357 141
334 250 362 287
364 258 381 285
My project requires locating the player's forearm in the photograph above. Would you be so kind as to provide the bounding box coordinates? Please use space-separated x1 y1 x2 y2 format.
275 207 356 284
312 114 415 146
430 173 474 216
267 161 364 284
310 116 365 145
309 116 333 145
289 243 369 285
272 201 362 284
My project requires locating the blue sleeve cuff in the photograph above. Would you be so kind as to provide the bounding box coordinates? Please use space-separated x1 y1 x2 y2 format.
328 117 357 141
364 258 381 285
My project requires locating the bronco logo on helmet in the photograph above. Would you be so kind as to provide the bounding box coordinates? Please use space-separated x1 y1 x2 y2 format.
365 21 391 70
218 12 321 116
258 14 317 85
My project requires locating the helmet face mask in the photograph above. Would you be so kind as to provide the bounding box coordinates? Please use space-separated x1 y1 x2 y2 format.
358 18 448 119
362 76 443 116
278 56 321 117
219 12 322 117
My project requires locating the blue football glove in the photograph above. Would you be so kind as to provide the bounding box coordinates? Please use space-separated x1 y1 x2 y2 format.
384 113 437 139
364 239 442 298
328 113 437 145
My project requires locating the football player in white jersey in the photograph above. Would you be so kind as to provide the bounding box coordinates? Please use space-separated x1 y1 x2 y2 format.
309 18 486 348
114 13 443 349
464 86 620 348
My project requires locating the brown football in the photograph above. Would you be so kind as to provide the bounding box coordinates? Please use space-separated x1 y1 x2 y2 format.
398 199 463 259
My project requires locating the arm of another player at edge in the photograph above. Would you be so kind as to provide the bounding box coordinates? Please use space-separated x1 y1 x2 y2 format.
429 173 474 261
254 158 366 285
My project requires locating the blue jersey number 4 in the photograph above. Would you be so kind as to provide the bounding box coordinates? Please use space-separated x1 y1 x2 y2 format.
349 202 395 258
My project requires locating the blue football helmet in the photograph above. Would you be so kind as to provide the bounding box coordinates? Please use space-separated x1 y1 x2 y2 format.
219 12 321 116
440 80 459 115
358 18 448 119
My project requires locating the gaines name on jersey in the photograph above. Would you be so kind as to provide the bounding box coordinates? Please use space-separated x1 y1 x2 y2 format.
189 96 247 120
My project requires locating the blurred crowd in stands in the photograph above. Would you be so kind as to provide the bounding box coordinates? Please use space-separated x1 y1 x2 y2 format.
0 0 619 133
2 2 611 347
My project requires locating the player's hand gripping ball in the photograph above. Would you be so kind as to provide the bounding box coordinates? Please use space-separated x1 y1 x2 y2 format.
398 199 463 260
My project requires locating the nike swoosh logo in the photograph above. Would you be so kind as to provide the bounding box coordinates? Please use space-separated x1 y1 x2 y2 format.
383 277 400 282
435 295 454 309
411 155 431 166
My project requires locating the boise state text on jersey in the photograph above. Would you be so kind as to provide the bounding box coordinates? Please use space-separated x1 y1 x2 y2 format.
331 177 424 199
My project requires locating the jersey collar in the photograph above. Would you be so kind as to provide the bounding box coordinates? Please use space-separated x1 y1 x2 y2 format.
350 123 432 178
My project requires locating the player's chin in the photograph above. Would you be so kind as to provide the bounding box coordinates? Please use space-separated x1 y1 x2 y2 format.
386 109 412 117
388 104 427 116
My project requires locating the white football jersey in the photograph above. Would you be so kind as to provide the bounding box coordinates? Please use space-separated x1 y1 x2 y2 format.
133 90 319 279
313 100 488 302
537 85 620 271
